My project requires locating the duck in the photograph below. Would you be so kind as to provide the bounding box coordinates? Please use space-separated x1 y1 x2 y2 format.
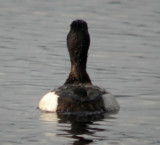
38 19 120 114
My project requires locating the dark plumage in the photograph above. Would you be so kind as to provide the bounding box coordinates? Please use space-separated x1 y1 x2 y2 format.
65 20 91 84
54 84 106 114
38 20 120 114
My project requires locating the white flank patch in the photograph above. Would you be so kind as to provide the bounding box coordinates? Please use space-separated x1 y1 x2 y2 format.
38 91 59 112
102 94 120 112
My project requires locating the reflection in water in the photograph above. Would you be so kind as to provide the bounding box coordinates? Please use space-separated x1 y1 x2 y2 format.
40 113 116 145
40 112 58 122
58 121 95 145
58 113 105 145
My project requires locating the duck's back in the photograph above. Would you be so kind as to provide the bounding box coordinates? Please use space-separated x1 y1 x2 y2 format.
39 84 119 114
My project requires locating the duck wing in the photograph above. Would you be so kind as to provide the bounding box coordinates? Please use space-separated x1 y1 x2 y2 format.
102 93 120 112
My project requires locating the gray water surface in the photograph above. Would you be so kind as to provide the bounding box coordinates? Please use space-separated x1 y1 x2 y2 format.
0 0 160 144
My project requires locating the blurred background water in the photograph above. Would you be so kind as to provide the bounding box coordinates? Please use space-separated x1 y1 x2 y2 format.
0 0 160 144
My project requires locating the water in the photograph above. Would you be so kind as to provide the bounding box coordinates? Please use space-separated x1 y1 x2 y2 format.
0 0 160 144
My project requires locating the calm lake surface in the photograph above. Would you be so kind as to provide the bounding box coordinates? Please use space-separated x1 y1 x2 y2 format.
0 0 160 144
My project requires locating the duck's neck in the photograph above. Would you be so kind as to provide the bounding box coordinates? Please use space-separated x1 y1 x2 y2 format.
65 21 91 85
64 62 91 85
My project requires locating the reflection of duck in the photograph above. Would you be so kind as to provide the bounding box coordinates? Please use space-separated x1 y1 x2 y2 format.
57 115 106 145
38 20 120 114
40 112 117 145
60 122 95 145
